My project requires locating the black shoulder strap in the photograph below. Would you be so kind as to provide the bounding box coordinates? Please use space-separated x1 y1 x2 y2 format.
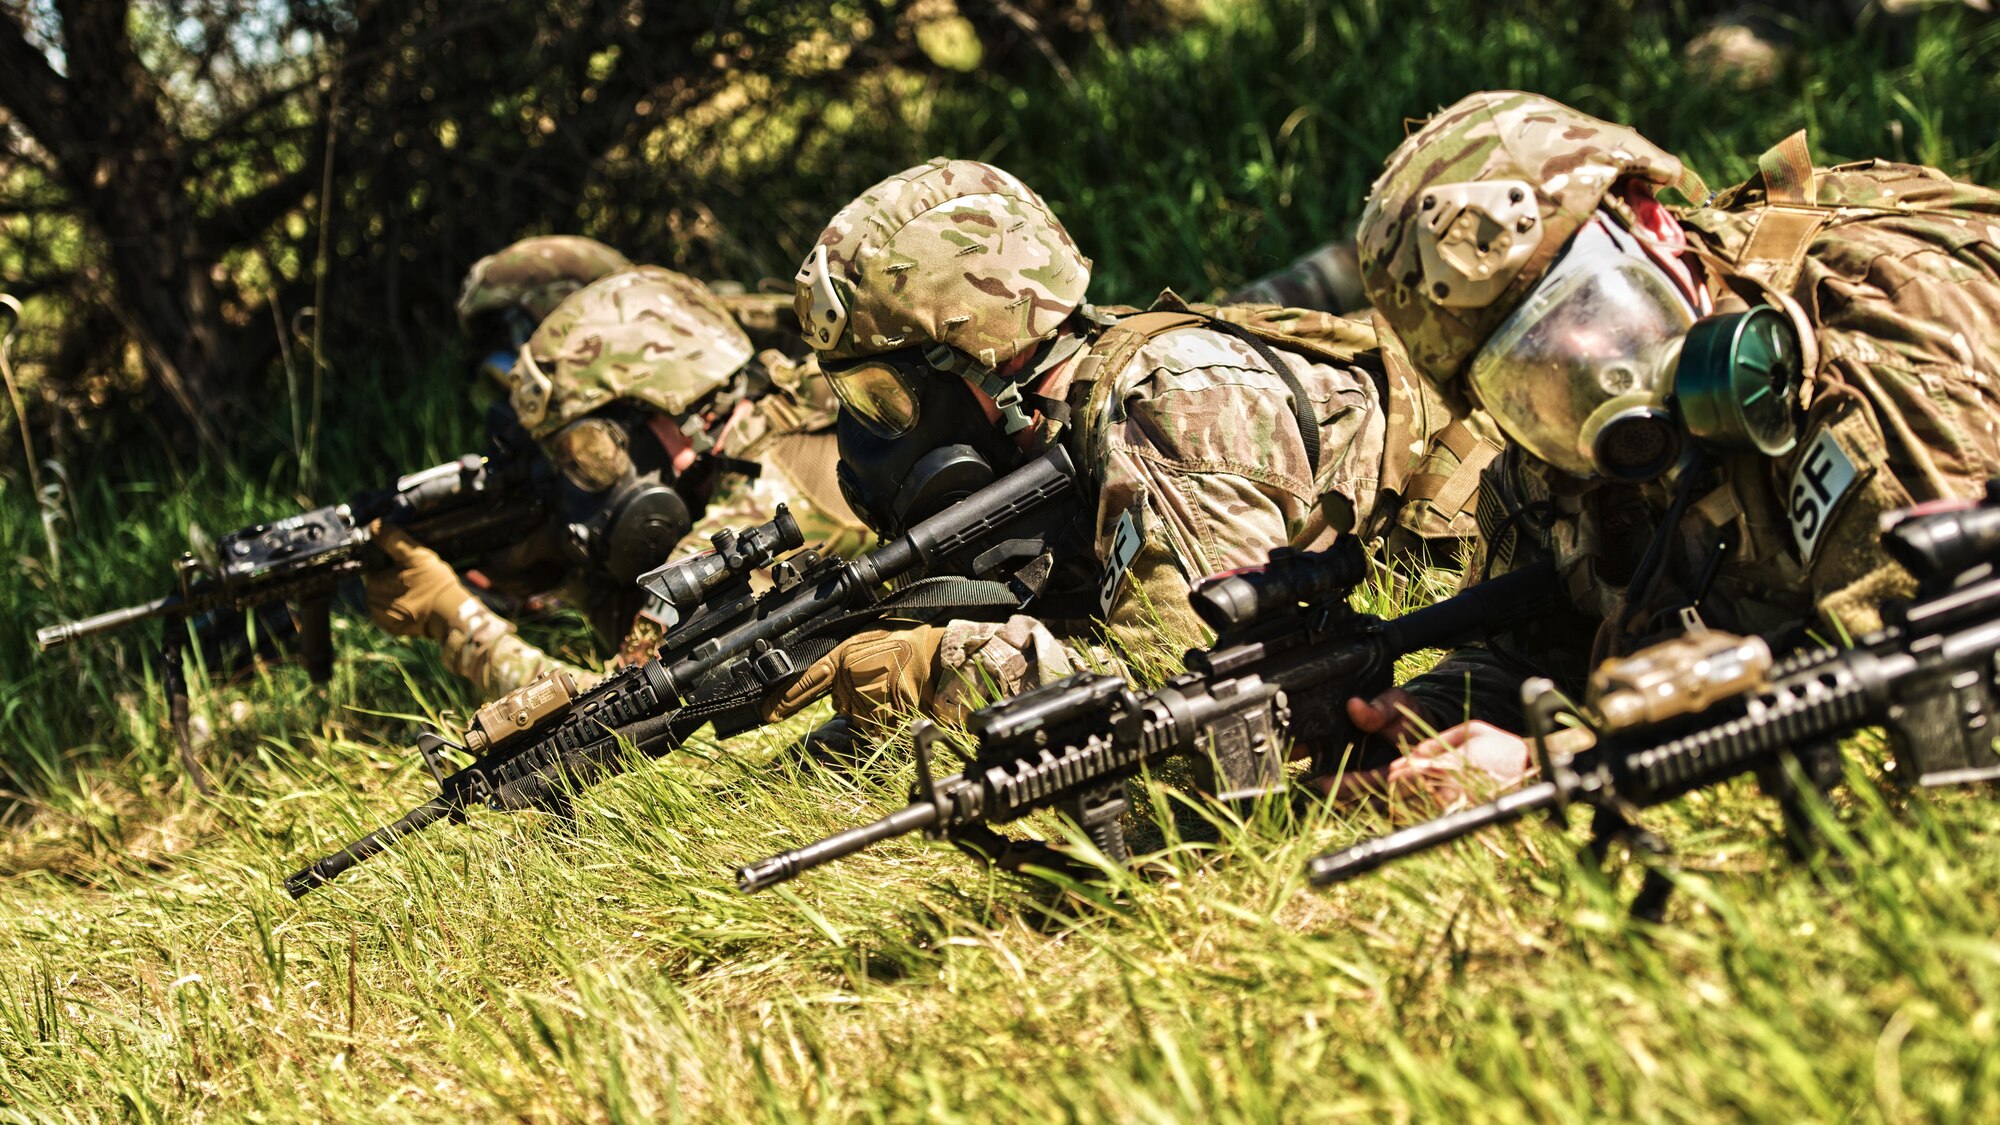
796 575 1026 644
1205 316 1322 477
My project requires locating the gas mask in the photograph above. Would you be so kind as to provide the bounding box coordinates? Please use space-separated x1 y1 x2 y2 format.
831 356 1027 538
1467 213 1801 481
541 407 692 585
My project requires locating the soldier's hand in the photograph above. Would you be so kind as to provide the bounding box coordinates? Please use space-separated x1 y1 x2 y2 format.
1316 720 1534 808
1344 688 1426 748
365 522 479 641
762 625 948 728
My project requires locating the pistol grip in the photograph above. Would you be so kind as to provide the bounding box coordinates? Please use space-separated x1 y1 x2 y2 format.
297 595 334 682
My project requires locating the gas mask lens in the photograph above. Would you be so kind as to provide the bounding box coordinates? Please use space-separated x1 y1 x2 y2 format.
1465 216 1696 480
544 416 633 493
825 351 927 438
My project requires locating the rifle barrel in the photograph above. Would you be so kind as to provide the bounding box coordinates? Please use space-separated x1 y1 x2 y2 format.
285 795 457 899
1305 780 1563 886
737 802 940 892
36 594 182 650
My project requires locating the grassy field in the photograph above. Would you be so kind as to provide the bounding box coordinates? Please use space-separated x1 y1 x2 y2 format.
8 1 2000 1119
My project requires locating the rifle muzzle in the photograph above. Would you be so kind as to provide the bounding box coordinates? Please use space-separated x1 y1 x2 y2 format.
1305 780 1563 887
36 595 181 650
286 795 458 899
737 802 940 892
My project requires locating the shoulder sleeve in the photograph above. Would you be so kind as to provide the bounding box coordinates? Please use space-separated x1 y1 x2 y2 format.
1780 400 1925 637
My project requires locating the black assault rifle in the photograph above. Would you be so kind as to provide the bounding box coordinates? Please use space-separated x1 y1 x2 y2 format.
38 443 552 792
36 451 550 681
1306 488 2000 907
736 546 1562 892
285 445 1082 898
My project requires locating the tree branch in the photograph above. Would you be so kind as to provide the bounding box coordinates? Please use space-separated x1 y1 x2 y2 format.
0 9 76 165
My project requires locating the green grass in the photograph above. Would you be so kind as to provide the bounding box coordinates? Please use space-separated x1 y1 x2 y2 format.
8 0 2000 1118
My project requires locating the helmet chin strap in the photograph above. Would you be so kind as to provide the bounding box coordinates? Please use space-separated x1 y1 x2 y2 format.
924 329 1090 436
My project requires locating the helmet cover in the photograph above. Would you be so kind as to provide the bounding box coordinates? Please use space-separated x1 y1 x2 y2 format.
794 158 1092 366
510 266 753 439
1356 91 1693 403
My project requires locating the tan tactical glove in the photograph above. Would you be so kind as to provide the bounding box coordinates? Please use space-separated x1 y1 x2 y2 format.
365 523 515 675
762 624 947 728
760 614 1077 731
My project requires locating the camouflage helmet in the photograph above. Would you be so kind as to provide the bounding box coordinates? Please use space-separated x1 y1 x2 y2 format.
794 158 1092 366
1356 91 1699 406
456 236 633 331
509 266 753 439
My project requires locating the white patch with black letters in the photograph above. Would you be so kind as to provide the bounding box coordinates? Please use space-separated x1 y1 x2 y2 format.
1788 427 1859 564
1100 507 1144 616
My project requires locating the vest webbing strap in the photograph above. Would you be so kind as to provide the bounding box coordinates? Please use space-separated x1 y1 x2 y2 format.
1735 130 1831 292
1432 427 1500 520
1759 131 1815 204
1402 419 1500 522
1206 316 1322 477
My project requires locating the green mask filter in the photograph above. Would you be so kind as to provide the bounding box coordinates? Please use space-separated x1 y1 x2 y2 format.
1674 305 1803 459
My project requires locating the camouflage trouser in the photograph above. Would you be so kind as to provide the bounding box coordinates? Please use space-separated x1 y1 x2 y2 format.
451 631 604 700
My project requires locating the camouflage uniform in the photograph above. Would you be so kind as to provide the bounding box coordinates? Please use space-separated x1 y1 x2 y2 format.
770 159 1491 725
374 266 869 700
1226 246 1508 548
1356 91 2000 729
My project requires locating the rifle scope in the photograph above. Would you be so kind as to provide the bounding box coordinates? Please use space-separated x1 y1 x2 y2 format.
636 507 804 613
1188 540 1367 632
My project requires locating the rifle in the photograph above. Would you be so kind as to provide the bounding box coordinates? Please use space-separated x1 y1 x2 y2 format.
285 445 1083 898
1305 489 2000 914
736 547 1562 892
36 450 550 681
38 436 552 792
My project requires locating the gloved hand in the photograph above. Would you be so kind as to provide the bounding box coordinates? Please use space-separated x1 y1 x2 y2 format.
762 625 947 727
761 615 1076 730
366 523 480 641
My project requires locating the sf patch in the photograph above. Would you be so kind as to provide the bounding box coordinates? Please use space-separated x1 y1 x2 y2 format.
1100 507 1145 616
1788 427 1859 564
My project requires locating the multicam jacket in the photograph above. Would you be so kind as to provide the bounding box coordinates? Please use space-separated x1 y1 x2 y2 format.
919 294 1492 703
1402 137 2000 729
